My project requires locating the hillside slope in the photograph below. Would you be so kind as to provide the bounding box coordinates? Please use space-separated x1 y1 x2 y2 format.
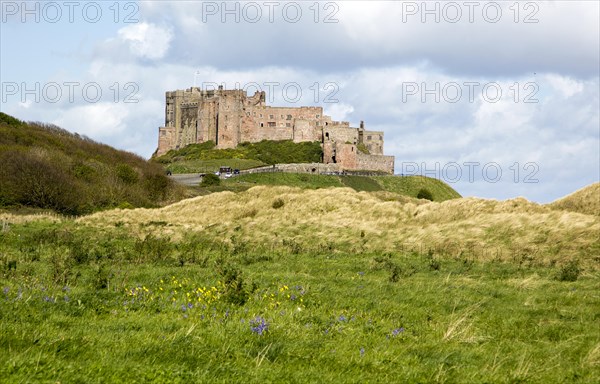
547 182 600 216
223 173 460 202
81 185 599 270
0 113 183 214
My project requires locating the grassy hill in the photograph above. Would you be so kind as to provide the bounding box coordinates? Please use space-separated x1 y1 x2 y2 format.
154 140 323 173
546 182 600 216
222 173 461 202
0 113 183 215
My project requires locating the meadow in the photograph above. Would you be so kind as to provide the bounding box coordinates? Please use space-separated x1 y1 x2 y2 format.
1 185 598 383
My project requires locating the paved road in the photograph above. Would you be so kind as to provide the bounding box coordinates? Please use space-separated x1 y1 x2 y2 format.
170 173 203 186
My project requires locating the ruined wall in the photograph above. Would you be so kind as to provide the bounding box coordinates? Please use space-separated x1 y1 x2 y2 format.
156 126 176 156
361 130 384 155
276 163 340 173
355 153 395 173
324 126 359 145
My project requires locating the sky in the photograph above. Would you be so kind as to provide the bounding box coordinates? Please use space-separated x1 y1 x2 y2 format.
1 0 598 203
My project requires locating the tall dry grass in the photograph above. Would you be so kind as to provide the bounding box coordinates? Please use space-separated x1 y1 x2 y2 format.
547 182 600 216
80 185 600 270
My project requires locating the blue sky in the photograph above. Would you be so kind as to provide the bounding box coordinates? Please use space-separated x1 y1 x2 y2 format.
1 1 598 203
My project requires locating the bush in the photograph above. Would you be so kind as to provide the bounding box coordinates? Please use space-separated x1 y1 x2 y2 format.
201 173 221 187
556 260 580 282
116 164 139 185
417 188 434 201
272 198 285 209
0 115 184 213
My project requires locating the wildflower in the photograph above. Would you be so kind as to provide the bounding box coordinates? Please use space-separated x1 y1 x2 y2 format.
2 287 8 295
392 327 405 337
338 315 347 322
187 303 193 309
43 296 55 303
290 294 297 301
249 316 269 335
360 347 365 356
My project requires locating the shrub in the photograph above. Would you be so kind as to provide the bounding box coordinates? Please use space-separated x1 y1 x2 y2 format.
116 164 139 185
556 260 580 282
272 198 285 209
201 173 221 187
417 188 434 201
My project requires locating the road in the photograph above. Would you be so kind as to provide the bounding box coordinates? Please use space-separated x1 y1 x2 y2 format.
169 173 203 186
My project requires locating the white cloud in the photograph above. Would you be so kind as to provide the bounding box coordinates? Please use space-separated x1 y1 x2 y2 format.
117 23 173 60
53 103 129 138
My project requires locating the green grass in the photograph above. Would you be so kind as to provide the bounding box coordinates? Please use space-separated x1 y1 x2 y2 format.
340 176 383 192
0 220 598 383
155 140 323 166
224 173 345 189
222 173 461 202
375 175 461 201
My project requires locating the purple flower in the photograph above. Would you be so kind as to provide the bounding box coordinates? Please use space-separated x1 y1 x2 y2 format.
249 316 269 335
290 294 297 301
2 287 8 295
187 303 193 309
392 327 405 337
338 315 347 322
360 347 365 356
43 296 55 303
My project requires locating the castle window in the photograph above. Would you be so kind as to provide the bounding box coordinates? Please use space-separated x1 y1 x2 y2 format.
316 122 320 126
286 115 292 120
367 135 372 140
325 132 329 139
280 115 284 119
246 112 250 117
316 114 320 118
269 114 274 119
260 114 263 118
260 123 264 127
268 122 276 127
286 123 291 127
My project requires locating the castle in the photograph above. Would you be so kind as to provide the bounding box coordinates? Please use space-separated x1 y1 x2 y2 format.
156 86 395 173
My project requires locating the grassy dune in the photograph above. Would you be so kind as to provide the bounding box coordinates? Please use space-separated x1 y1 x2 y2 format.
81 185 599 270
547 182 600 216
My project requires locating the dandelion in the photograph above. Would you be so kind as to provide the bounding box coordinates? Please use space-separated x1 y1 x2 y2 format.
249 316 269 335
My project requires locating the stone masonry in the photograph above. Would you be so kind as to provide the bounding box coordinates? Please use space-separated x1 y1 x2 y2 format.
156 86 395 173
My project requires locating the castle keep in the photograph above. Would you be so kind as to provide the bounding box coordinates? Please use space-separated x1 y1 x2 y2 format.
156 86 395 173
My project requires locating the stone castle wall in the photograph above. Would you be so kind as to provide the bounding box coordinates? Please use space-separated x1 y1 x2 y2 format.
156 86 395 174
